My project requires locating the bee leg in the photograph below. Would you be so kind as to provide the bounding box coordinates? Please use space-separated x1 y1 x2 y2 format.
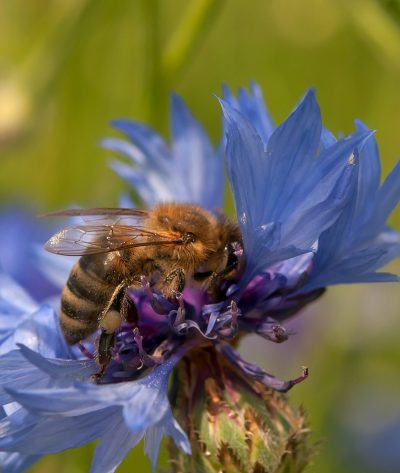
108 282 137 323
207 259 239 291
93 330 116 382
119 286 135 323
163 268 185 299
99 281 127 320
99 309 122 334
94 281 140 381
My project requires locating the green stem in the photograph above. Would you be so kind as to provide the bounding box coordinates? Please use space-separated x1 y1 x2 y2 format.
20 0 101 110
141 0 165 128
161 0 225 83
345 0 400 67
0 0 101 149
141 0 224 130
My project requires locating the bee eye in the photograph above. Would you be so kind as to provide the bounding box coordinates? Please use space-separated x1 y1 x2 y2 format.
183 232 196 243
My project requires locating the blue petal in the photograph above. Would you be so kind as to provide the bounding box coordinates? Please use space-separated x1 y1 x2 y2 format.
109 160 167 207
367 161 400 232
17 344 95 379
4 386 103 416
2 353 187 470
263 89 321 220
170 94 223 210
354 120 381 220
6 351 180 421
165 416 191 454
144 424 164 471
0 409 38 448
222 91 373 287
0 275 37 319
2 305 68 358
272 253 314 287
223 82 275 144
32 246 76 291
107 120 173 206
0 451 41 473
145 413 191 471
287 129 372 215
0 350 50 405
0 408 116 454
118 193 136 208
101 137 147 166
320 127 337 149
300 155 400 291
106 98 223 209
111 120 170 167
0 344 90 407
122 385 168 433
281 161 359 248
302 247 398 291
222 90 334 235
90 416 143 473
0 208 60 301
221 97 268 233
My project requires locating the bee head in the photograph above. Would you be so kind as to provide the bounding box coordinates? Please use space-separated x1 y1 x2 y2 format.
152 203 220 264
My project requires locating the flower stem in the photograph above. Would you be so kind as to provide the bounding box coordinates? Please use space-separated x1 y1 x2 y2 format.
161 0 225 82
141 0 224 129
141 0 164 128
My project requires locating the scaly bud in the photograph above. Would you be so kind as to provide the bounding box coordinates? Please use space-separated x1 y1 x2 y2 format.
169 346 313 473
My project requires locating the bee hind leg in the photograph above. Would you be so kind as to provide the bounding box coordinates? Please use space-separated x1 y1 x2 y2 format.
94 306 124 380
119 286 137 323
93 282 137 381
92 330 116 382
99 281 127 319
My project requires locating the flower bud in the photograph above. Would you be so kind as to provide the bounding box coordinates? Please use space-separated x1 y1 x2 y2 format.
169 347 313 473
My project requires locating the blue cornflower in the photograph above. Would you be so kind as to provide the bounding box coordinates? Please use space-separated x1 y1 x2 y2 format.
0 86 399 473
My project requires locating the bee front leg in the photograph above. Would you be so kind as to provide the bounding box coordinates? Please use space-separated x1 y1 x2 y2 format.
206 259 239 292
162 268 185 299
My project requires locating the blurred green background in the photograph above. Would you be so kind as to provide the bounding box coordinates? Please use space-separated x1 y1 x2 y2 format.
1 0 400 472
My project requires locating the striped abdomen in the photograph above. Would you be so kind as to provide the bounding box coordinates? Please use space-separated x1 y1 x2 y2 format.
60 253 125 344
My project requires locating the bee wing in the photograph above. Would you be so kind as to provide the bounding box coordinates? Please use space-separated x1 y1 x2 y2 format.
42 208 149 223
45 223 183 256
43 209 182 256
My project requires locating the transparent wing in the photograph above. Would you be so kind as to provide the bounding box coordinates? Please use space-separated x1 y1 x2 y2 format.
42 208 149 217
42 207 148 223
45 224 184 256
43 208 182 256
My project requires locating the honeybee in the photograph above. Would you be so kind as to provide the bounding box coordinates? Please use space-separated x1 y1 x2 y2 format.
45 203 241 377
